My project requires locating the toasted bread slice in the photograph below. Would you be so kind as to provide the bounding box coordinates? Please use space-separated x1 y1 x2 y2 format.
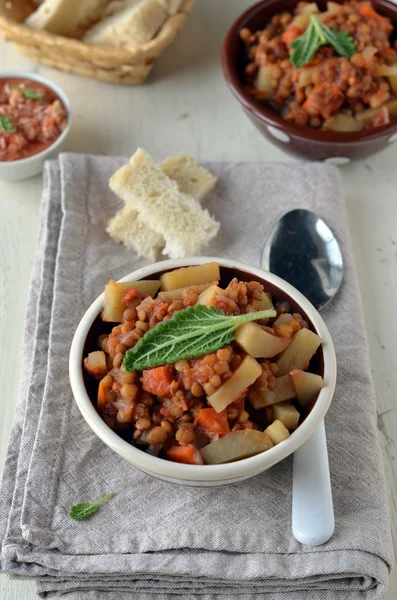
109 149 219 259
83 0 167 46
25 0 110 37
160 154 217 201
106 204 163 262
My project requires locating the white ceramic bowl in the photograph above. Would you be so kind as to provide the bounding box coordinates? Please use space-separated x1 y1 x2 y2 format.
0 72 72 181
69 257 337 486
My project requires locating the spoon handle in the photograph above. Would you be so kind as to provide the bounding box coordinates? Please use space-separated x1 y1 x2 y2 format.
292 420 334 546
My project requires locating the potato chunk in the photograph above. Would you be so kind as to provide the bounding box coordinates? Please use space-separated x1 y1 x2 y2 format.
103 279 160 322
289 369 324 407
207 355 262 413
197 285 224 307
160 262 220 291
248 374 295 409
84 350 108 380
265 420 290 445
256 292 274 311
158 283 213 302
235 322 289 358
272 402 300 430
276 328 322 376
201 430 273 464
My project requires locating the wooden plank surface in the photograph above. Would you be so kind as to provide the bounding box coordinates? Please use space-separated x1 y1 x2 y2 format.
0 1 396 598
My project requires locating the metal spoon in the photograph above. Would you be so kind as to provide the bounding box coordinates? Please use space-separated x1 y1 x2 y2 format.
261 209 343 546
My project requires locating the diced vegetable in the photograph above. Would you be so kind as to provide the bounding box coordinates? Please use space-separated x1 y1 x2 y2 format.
97 377 111 410
201 430 273 464
359 5 392 32
256 66 273 95
83 351 108 380
272 402 300 430
167 445 204 465
196 285 225 307
196 408 230 437
282 25 303 45
356 99 397 123
388 75 397 96
255 292 274 311
276 328 322 376
103 279 160 322
298 2 319 14
273 313 293 327
289 369 324 407
141 366 172 398
235 322 290 358
297 67 316 88
158 283 213 302
207 355 262 413
265 419 290 444
326 1 341 12
249 374 296 409
377 65 397 76
160 263 221 291
291 13 311 30
323 113 363 132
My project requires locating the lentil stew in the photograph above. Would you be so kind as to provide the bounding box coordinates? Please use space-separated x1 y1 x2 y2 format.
83 263 325 466
241 0 397 131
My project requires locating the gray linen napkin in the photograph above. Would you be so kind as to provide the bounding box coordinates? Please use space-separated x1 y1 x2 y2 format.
0 153 393 599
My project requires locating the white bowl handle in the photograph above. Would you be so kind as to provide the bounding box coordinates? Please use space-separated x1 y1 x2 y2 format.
292 420 334 546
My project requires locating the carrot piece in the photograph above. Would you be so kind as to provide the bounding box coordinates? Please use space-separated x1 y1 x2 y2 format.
281 26 303 44
359 6 392 31
98 379 108 411
121 287 141 303
141 366 173 398
167 445 204 465
196 408 230 437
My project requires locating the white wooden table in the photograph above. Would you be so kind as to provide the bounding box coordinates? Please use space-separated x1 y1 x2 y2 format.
0 1 396 598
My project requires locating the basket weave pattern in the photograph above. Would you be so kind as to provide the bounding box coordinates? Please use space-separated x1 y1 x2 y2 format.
0 0 196 84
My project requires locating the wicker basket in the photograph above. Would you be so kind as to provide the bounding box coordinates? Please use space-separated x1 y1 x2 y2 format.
0 0 196 84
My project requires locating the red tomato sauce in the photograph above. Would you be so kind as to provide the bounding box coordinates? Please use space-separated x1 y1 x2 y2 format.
0 78 68 162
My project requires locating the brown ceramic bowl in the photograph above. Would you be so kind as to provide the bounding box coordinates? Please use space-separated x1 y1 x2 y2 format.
221 0 397 163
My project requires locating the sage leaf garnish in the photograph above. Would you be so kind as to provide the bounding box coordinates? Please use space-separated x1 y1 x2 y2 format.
290 15 355 68
0 115 16 133
18 86 45 100
123 305 276 371
69 492 115 521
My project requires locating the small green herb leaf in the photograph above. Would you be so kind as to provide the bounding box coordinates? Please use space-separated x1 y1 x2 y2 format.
290 15 355 68
0 115 16 133
123 305 277 371
69 492 115 521
18 86 45 100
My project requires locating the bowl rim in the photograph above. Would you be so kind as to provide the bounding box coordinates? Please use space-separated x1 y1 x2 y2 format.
0 71 72 165
69 256 337 482
221 0 397 144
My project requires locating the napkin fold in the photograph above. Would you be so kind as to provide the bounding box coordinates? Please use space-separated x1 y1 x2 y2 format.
0 154 393 599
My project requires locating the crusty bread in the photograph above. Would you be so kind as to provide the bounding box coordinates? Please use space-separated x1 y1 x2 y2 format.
25 0 110 37
109 149 219 259
157 0 183 14
83 0 167 46
160 154 217 201
106 205 163 262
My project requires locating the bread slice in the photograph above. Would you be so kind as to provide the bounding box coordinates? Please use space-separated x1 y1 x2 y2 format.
83 0 167 46
109 149 219 259
107 153 217 260
160 154 217 201
157 0 183 14
25 0 110 37
106 205 163 262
